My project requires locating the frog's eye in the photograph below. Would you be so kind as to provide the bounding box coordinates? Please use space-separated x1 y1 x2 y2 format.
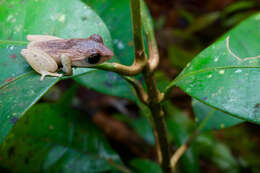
86 53 101 64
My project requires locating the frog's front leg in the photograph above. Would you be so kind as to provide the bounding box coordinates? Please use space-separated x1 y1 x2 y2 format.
21 48 62 81
61 54 72 75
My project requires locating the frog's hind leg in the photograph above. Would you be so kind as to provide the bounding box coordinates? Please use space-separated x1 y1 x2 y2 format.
21 48 62 81
40 71 62 81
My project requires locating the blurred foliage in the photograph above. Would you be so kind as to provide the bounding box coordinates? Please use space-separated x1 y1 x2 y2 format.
129 158 162 173
0 87 123 173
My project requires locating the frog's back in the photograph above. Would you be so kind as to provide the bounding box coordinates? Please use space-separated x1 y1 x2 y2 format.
28 39 72 50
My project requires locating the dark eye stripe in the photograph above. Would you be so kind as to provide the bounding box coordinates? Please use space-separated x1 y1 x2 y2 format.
86 54 101 64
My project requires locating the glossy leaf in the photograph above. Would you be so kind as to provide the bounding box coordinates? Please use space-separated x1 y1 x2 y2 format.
0 103 122 173
192 99 244 131
0 0 111 143
174 13 260 124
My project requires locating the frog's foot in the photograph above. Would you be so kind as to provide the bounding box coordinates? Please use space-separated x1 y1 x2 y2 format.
40 71 63 81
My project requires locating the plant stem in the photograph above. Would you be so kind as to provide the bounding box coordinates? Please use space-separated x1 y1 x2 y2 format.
92 0 147 76
130 1 170 172
170 130 198 172
143 66 171 173
95 62 145 76
122 76 148 104
130 0 147 63
96 1 171 172
140 1 159 71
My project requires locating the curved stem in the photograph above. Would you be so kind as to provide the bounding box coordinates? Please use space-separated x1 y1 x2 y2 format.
122 76 148 104
170 131 198 172
92 0 147 76
141 1 159 72
95 61 146 76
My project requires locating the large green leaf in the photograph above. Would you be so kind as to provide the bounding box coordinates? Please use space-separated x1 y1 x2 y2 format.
174 13 260 124
192 99 244 131
0 103 122 173
0 0 112 143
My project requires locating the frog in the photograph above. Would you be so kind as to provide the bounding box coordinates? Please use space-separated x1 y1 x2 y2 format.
21 34 114 80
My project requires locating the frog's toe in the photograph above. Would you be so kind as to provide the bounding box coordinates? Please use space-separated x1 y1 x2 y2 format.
40 74 46 81
40 71 63 81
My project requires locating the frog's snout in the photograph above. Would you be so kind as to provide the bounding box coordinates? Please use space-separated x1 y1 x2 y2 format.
107 48 114 57
103 47 114 60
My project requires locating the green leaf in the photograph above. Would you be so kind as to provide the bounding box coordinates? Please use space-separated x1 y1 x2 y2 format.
130 158 162 173
174 13 260 124
164 102 200 173
0 103 122 173
0 0 111 143
192 99 244 131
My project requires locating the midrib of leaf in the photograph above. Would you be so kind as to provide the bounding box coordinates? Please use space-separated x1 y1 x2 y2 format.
189 94 248 123
165 65 260 92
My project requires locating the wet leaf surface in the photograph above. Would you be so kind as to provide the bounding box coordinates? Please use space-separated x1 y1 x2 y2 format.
192 99 244 131
175 13 260 124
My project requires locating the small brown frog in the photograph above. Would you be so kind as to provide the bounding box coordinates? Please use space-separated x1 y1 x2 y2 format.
21 34 114 80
